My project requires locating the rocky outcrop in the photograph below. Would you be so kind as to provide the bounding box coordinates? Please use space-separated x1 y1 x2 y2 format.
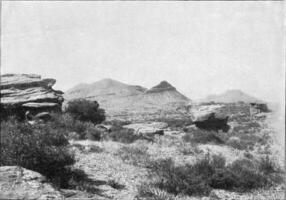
1 74 63 119
192 105 227 121
192 105 230 132
0 166 63 200
250 103 270 115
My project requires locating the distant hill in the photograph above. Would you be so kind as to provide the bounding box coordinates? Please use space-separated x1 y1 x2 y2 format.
64 79 190 120
202 89 261 103
66 78 147 100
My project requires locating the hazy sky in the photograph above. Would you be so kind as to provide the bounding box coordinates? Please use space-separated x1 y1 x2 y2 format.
1 1 284 102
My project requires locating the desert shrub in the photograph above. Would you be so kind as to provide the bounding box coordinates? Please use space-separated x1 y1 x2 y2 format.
179 144 196 155
228 158 269 190
177 141 203 156
236 134 263 150
146 153 282 197
225 127 270 150
258 155 279 175
85 125 103 141
245 121 261 129
183 129 225 145
65 99 105 124
50 113 86 138
107 128 140 143
51 113 103 140
210 169 237 190
0 118 75 180
232 121 261 134
1 117 102 193
149 157 212 196
136 184 176 200
182 133 192 143
116 145 151 167
226 136 243 150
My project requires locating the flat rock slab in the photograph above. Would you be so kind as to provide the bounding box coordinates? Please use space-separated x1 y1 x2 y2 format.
124 122 168 130
123 122 168 136
1 87 62 105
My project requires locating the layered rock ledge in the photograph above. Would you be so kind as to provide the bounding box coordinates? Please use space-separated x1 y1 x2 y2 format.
0 74 64 119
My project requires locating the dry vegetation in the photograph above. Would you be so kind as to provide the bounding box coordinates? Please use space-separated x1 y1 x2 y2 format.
0 101 284 199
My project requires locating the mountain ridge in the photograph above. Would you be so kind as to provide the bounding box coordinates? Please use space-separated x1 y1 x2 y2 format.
64 79 190 119
202 89 261 103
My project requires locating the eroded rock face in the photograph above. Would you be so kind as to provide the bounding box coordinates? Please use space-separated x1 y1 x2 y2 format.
0 74 64 119
0 166 63 200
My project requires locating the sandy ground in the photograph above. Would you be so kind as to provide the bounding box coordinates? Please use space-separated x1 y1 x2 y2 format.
68 109 285 200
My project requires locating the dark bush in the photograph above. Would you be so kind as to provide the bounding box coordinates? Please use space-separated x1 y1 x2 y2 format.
0 118 75 179
258 155 279 175
85 125 103 141
0 117 102 193
149 157 212 196
146 153 282 197
228 158 268 190
51 113 102 140
210 169 237 190
66 99 105 124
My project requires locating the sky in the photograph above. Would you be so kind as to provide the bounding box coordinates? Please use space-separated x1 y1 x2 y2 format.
1 1 285 103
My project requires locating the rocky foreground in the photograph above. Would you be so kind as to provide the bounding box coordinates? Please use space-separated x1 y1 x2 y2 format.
0 166 63 199
1 109 283 200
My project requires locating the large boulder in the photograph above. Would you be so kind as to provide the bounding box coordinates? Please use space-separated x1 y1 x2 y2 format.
192 104 229 132
0 74 64 119
192 104 227 121
0 166 63 200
